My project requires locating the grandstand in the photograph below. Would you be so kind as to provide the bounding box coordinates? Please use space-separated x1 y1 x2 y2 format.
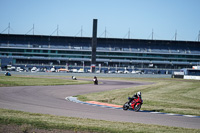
0 33 200 74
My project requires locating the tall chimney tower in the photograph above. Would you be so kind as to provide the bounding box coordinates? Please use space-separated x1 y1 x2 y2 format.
91 19 98 73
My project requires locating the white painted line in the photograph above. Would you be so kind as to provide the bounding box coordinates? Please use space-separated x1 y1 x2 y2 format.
184 115 197 118
166 113 177 116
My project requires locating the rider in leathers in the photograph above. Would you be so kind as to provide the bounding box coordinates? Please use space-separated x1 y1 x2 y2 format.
128 91 141 105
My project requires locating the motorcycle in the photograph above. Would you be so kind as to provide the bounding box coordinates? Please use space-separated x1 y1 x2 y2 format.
123 96 143 111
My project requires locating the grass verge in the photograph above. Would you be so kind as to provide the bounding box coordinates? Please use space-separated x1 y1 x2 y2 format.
0 108 199 133
0 75 92 86
78 77 200 116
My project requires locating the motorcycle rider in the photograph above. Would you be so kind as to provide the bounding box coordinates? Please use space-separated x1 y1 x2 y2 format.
72 76 77 80
128 91 141 105
93 76 98 85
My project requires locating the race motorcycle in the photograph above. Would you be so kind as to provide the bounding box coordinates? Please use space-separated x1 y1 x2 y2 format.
123 96 143 111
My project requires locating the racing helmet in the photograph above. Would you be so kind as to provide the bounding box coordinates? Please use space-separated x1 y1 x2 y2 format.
137 91 141 97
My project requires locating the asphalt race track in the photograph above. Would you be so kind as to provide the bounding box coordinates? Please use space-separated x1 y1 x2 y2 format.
0 78 200 129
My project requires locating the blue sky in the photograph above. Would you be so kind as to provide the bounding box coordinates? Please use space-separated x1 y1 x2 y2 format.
0 0 200 41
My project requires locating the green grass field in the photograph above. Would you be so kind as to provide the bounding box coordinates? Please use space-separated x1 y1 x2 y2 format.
0 75 92 86
0 108 199 133
78 77 200 116
0 75 200 132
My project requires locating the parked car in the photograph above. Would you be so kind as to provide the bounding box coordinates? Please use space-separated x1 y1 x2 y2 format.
116 70 123 73
124 70 130 74
72 69 78 73
131 70 142 74
108 70 115 74
78 68 84 73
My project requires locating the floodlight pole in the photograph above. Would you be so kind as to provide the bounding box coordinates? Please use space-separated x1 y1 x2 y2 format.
33 24 34 35
8 23 10 34
175 30 177 41
128 28 131 39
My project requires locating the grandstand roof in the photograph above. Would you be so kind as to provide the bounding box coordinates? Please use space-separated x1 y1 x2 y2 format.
0 33 200 48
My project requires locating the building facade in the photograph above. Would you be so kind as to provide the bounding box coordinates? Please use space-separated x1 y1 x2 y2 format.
0 34 200 73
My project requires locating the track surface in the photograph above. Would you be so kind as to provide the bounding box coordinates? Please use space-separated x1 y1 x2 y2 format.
0 78 199 129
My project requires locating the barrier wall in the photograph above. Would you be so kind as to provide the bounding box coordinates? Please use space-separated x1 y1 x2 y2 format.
184 75 200 80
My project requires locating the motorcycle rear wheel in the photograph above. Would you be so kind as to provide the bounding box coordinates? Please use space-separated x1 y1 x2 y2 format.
123 102 129 110
134 104 141 112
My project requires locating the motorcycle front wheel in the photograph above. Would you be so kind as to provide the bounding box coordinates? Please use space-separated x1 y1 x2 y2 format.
134 104 141 112
123 102 129 110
